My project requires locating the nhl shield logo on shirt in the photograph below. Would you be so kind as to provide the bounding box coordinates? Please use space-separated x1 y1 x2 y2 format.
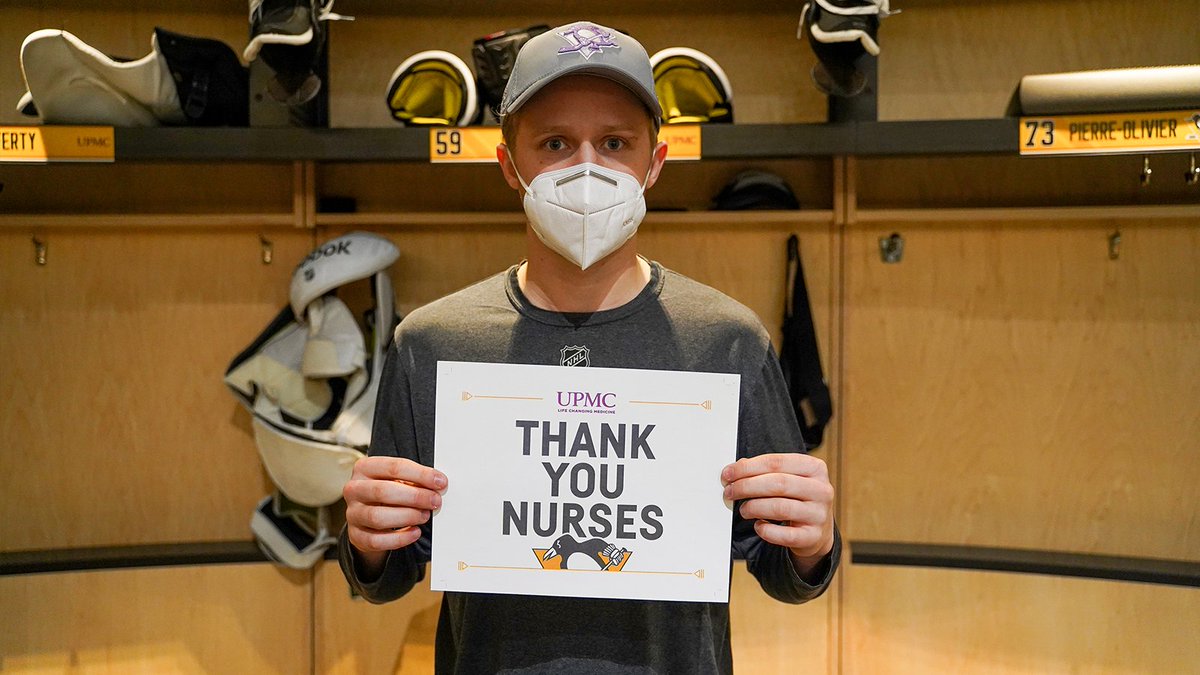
560 345 590 367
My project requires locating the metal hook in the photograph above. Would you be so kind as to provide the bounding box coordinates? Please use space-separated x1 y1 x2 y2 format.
32 236 47 266
1108 230 1121 261
1186 153 1199 185
879 232 904 264
259 235 273 265
1140 155 1152 186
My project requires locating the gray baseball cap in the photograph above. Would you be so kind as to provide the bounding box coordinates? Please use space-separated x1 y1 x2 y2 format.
498 21 663 124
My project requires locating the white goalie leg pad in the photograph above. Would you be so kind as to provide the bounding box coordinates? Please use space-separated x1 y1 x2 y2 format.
224 319 339 426
19 29 185 126
250 494 337 569
252 416 364 507
301 295 367 380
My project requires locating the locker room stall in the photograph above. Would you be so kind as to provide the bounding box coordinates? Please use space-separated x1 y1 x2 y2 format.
2 1 1197 673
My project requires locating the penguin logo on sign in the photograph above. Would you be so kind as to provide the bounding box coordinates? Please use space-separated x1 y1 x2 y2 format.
534 535 631 572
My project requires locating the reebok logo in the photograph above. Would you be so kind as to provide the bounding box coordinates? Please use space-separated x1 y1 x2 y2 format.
296 240 352 269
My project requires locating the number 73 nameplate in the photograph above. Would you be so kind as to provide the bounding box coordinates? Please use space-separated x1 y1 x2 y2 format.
1019 109 1200 156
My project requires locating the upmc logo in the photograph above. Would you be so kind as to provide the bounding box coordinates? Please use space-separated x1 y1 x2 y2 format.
557 391 617 409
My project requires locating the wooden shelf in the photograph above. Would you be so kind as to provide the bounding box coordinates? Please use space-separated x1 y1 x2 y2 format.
94 120 1021 163
7 0 800 14
314 209 835 228
853 204 1200 224
5 0 1009 17
0 542 274 576
112 127 429 162
0 213 299 229
315 211 526 228
646 210 835 225
28 117 1200 162
851 541 1200 588
855 118 1019 155
6 539 1196 588
9 205 1192 230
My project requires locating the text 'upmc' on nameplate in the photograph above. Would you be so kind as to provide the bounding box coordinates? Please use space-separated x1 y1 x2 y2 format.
431 361 740 604
0 126 114 163
1019 110 1200 156
658 124 701 160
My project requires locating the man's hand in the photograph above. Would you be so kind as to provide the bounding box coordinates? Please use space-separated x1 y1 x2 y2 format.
343 456 447 578
721 453 835 583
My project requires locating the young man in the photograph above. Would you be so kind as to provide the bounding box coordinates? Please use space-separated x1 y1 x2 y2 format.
339 21 840 674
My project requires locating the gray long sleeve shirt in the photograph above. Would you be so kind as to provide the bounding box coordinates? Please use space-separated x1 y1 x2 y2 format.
339 261 840 674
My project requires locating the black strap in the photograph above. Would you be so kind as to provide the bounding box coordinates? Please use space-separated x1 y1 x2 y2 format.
780 234 833 449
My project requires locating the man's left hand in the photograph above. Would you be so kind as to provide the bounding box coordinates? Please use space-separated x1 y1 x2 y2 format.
721 453 835 582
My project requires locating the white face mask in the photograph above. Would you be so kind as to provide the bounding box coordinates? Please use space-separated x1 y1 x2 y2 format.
516 161 650 270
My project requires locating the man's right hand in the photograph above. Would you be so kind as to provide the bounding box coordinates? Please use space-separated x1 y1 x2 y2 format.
343 456 447 578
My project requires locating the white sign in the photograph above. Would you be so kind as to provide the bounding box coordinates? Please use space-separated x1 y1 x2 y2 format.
431 360 740 604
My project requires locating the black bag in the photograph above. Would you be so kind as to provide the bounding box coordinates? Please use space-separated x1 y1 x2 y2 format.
780 234 833 449
155 27 249 126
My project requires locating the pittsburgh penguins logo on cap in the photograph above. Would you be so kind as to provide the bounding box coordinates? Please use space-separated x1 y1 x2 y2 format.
556 24 619 60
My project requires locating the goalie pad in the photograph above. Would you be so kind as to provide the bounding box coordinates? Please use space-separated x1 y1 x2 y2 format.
226 232 400 508
472 25 550 120
18 27 246 126
18 28 184 126
244 0 352 104
799 0 895 97
250 492 337 569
